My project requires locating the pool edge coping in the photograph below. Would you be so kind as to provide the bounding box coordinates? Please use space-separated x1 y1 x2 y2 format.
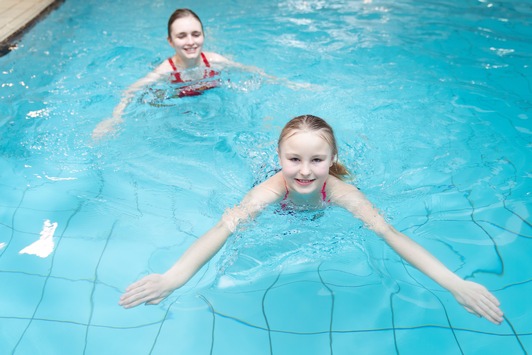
0 0 65 58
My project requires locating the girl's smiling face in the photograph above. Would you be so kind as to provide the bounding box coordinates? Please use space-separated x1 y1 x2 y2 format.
278 130 334 198
167 16 204 65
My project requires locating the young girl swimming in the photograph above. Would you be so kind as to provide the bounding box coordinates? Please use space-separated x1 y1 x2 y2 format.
119 114 504 325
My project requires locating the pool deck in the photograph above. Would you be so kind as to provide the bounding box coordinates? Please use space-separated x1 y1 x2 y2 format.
0 0 62 55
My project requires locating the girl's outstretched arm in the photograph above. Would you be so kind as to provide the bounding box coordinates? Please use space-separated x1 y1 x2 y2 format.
119 219 233 308
119 173 285 309
328 177 504 325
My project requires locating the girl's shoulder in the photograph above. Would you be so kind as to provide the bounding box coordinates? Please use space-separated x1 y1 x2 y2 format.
326 174 349 189
203 51 231 64
326 175 363 203
258 172 286 192
153 58 174 74
248 172 285 202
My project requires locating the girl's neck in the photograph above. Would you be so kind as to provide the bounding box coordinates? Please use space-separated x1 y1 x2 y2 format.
290 194 321 207
172 55 202 70
283 177 325 207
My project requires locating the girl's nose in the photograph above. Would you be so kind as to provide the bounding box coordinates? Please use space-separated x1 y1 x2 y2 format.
300 163 311 176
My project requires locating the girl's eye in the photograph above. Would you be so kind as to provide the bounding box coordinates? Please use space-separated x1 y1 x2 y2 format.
312 159 323 163
192 32 202 37
289 158 299 162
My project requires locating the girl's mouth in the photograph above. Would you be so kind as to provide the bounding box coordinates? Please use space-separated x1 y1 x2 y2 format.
183 47 198 54
295 179 315 186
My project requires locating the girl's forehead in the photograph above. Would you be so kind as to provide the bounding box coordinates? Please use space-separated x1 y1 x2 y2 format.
170 16 202 32
281 130 333 150
284 130 328 142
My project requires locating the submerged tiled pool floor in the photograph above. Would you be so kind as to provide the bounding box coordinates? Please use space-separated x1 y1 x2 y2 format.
1 172 530 353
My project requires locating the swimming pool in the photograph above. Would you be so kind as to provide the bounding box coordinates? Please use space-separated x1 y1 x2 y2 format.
1 0 530 353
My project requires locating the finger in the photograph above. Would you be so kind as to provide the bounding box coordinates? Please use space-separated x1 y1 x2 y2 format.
120 288 156 308
125 278 149 292
476 297 503 324
482 311 503 325
463 305 476 315
481 305 504 324
121 293 151 308
145 297 164 305
483 297 504 317
484 292 501 307
121 283 149 301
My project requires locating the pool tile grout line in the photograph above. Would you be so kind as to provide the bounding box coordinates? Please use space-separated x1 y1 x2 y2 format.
317 263 334 355
83 220 117 354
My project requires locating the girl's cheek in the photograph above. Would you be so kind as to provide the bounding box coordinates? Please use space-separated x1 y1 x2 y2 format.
285 166 298 175
316 163 330 174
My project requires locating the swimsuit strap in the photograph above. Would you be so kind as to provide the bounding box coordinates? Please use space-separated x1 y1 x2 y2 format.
321 181 328 202
282 178 290 201
168 57 178 71
201 52 218 79
201 52 211 67
168 57 183 83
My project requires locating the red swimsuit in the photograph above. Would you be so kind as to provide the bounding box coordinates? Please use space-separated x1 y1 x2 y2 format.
168 53 219 97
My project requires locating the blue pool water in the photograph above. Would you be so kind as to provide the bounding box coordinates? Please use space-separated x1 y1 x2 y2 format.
1 0 531 353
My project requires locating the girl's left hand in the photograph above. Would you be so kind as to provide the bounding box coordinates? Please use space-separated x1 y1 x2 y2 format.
450 280 503 325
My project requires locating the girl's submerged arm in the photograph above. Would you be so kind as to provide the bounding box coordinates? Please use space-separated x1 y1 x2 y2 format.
328 177 504 325
92 63 169 140
205 52 318 91
119 173 285 308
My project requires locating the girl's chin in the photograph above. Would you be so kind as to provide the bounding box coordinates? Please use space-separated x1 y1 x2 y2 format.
179 50 201 59
291 181 320 194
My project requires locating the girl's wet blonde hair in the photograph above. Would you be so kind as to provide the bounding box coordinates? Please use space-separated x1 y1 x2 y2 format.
278 114 349 180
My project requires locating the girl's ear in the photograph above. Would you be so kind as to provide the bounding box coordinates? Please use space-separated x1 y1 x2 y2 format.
330 155 336 167
277 148 283 167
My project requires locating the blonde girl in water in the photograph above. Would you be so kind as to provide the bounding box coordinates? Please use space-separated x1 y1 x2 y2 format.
119 114 504 325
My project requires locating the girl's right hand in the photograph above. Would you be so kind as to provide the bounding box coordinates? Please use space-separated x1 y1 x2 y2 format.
119 274 175 309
